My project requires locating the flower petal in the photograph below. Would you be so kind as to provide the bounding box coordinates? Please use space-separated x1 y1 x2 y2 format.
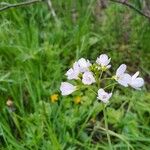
106 65 111 69
73 62 80 71
117 73 131 87
100 54 108 64
78 58 91 72
116 64 127 76
130 77 144 90
60 82 76 95
132 71 139 80
96 54 111 67
97 88 112 103
98 88 105 95
82 71 96 85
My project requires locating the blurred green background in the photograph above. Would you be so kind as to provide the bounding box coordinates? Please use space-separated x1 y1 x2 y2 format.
0 0 150 149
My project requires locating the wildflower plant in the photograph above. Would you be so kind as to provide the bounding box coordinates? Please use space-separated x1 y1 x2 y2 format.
60 54 144 102
59 54 144 148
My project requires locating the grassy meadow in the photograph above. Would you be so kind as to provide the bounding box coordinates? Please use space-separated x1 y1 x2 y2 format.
0 0 150 149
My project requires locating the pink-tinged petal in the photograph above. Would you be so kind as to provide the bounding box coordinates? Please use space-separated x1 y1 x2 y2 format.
106 65 111 69
73 62 80 71
82 71 96 85
97 88 112 103
100 54 108 63
136 78 144 87
130 72 144 90
98 88 105 95
116 64 127 76
117 73 131 87
117 78 128 87
132 71 139 80
65 61 81 80
96 54 111 67
65 68 73 76
78 58 91 72
130 77 144 90
65 67 79 80
60 82 76 96
87 60 92 67
124 73 132 84
107 93 112 100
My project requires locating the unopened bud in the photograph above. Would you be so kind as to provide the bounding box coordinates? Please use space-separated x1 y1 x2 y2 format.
6 99 13 107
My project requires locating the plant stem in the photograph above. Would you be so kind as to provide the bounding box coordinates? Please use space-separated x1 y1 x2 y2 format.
104 83 117 90
98 70 103 88
102 104 113 150
101 77 113 81
89 88 97 95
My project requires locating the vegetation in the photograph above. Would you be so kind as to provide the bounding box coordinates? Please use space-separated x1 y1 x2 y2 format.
0 0 150 149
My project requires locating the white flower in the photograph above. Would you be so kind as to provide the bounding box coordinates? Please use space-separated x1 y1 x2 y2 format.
78 58 91 72
97 88 112 103
60 82 76 96
82 71 96 85
65 62 80 80
129 71 144 90
96 54 111 69
115 64 131 87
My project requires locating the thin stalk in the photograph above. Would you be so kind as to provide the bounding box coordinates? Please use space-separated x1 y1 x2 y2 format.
101 77 113 81
111 83 116 93
104 83 117 90
98 70 103 88
89 88 97 95
102 104 113 150
45 0 59 24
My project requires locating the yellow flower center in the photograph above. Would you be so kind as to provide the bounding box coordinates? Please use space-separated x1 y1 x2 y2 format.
50 94 59 103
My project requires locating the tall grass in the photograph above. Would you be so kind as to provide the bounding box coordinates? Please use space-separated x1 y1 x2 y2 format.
0 0 150 149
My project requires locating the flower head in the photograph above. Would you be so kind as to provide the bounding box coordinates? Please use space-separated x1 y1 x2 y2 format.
82 71 96 85
129 71 144 90
50 94 59 103
96 54 111 70
60 82 76 96
115 64 131 87
65 62 80 80
78 58 91 72
74 96 81 104
97 88 112 103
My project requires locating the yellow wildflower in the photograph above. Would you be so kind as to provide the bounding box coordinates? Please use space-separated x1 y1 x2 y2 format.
50 94 59 103
74 96 81 104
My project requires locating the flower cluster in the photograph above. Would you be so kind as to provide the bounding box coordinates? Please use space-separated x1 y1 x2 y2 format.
60 54 144 103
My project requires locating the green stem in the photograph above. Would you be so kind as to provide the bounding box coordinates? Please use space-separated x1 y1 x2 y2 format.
89 88 97 95
111 84 116 93
98 71 103 89
101 77 113 81
104 83 117 90
102 104 113 150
